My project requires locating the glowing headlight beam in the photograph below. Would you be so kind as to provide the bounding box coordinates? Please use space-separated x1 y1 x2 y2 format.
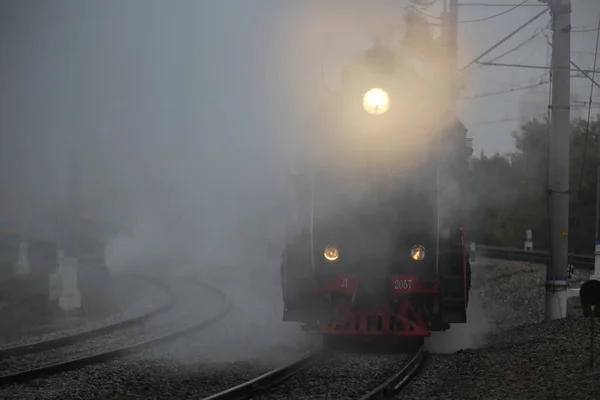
411 245 426 261
363 88 390 115
324 246 339 262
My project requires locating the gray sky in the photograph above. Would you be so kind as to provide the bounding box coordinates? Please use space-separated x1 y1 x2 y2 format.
449 0 600 154
307 0 600 155
1 0 599 260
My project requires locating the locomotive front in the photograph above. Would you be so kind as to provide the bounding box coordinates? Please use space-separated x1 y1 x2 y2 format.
282 46 471 341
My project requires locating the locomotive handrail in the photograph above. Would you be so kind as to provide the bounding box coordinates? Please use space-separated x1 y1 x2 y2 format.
474 244 594 270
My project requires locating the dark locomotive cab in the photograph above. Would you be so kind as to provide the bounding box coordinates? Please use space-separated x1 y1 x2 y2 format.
281 46 471 339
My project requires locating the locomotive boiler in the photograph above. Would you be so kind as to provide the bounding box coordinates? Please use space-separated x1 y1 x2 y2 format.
281 46 472 342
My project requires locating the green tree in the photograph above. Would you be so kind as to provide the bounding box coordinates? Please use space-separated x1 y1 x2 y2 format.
468 115 600 254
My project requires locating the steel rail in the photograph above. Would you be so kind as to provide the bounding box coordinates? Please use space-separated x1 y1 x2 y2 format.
0 274 176 359
359 346 425 400
200 346 326 400
0 279 232 387
474 245 594 270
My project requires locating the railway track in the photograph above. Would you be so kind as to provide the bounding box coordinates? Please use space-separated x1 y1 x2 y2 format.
0 276 233 387
359 347 425 400
0 274 175 359
201 345 425 400
475 245 594 270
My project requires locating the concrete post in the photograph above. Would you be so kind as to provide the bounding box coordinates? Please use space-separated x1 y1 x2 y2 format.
470 242 477 263
58 257 81 311
544 0 571 321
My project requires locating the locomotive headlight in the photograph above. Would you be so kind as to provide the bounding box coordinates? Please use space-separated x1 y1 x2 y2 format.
410 245 426 261
362 88 390 115
324 246 339 262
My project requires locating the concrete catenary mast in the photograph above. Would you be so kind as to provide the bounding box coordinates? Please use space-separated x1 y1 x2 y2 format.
541 0 571 320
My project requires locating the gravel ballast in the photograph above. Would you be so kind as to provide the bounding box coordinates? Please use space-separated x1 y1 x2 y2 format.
0 274 170 350
0 273 231 399
0 267 312 400
252 352 408 400
2 258 593 400
402 258 596 400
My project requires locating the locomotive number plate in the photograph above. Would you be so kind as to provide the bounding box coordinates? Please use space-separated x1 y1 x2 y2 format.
394 279 413 290
391 275 418 294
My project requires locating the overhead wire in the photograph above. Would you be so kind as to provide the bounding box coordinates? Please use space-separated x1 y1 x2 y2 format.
461 6 550 70
465 103 600 127
458 2 545 6
486 26 548 64
409 0 531 24
467 22 551 72
572 23 599 33
459 74 597 101
572 27 599 33
460 79 549 99
464 116 522 126
576 9 600 203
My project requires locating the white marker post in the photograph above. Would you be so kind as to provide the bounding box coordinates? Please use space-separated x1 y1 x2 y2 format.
470 242 477 264
58 257 81 311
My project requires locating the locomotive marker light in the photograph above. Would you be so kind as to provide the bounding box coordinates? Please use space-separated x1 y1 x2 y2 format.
410 245 425 261
362 88 390 115
324 245 339 262
579 279 600 366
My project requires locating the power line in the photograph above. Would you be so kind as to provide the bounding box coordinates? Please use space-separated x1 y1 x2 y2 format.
464 116 522 126
572 27 600 33
485 25 549 64
409 0 530 24
460 79 549 99
466 22 551 74
461 6 550 70
411 0 440 9
576 8 600 202
475 61 600 73
545 42 600 90
572 22 600 31
458 2 545 6
461 73 588 100
465 106 600 127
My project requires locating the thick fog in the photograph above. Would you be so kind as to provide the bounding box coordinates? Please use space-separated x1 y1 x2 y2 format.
0 1 527 359
0 1 426 271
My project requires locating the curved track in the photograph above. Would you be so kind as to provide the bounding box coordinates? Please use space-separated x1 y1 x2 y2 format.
359 346 425 400
201 346 325 400
0 274 175 359
201 344 425 400
0 278 233 387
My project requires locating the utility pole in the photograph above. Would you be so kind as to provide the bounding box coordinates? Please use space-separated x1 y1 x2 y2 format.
543 0 571 320
592 15 600 283
594 139 600 281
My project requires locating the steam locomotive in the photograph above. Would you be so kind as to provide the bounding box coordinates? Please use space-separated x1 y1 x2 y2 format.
280 46 472 343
